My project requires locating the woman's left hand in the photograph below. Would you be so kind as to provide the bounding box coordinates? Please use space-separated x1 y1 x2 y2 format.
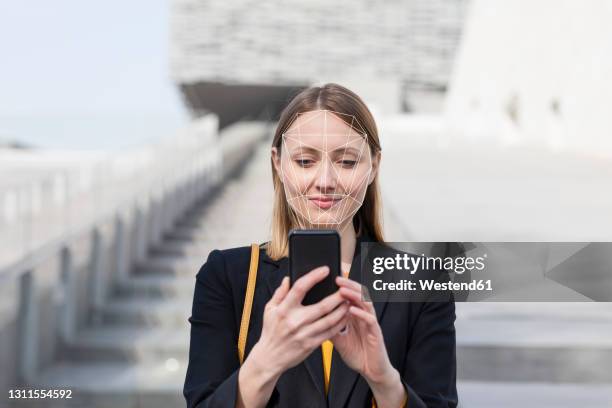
331 276 396 386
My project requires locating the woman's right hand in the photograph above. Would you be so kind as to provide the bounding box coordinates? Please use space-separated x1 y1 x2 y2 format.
249 266 350 379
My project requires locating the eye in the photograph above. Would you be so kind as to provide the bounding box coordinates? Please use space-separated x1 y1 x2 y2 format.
295 158 315 167
339 160 357 168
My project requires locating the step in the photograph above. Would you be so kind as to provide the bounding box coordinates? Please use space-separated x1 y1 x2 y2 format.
114 275 195 299
61 326 189 363
455 303 612 383
456 302 612 322
151 236 263 257
176 204 271 221
98 298 192 327
456 322 612 383
133 255 203 277
164 226 263 242
26 361 185 408
457 381 612 408
150 239 215 257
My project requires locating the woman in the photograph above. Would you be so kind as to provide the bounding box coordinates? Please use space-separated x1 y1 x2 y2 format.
183 83 458 408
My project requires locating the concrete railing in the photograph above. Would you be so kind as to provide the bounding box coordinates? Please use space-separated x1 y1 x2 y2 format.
0 115 268 390
1 116 220 272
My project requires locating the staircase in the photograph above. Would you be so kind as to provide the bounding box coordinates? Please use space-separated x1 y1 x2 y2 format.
455 302 612 408
25 138 274 408
21 131 612 408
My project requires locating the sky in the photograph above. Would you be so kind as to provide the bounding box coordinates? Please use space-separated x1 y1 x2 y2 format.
0 0 188 151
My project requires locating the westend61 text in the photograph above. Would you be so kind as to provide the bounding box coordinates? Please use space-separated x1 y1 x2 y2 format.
372 279 493 292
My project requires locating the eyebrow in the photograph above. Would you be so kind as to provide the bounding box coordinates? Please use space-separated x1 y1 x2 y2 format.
290 146 361 155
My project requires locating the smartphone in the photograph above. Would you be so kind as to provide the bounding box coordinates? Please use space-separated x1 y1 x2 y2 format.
289 229 341 306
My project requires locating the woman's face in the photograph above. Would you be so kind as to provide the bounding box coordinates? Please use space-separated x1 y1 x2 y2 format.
272 109 379 230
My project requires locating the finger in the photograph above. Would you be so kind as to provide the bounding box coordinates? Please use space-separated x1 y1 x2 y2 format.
338 286 376 315
300 290 345 323
301 302 349 338
335 276 362 292
312 313 352 344
269 276 290 306
284 266 330 306
291 291 345 330
348 305 380 332
336 277 376 306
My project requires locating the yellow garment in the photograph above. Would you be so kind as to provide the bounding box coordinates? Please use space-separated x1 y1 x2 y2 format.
322 339 334 394
322 268 349 395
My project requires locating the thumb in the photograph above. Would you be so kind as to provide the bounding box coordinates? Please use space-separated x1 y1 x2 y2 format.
270 276 290 306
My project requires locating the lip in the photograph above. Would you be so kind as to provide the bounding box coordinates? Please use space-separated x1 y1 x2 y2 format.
308 196 341 209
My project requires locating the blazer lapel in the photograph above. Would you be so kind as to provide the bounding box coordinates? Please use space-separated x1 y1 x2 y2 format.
263 254 288 297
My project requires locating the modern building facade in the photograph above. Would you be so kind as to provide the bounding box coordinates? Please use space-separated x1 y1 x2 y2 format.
170 0 467 127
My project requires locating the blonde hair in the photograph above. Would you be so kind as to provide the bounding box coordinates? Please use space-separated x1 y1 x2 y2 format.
264 83 384 260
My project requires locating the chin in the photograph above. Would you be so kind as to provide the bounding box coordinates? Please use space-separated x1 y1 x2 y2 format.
310 217 343 226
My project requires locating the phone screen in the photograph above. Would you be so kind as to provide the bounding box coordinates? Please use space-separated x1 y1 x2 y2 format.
289 229 341 306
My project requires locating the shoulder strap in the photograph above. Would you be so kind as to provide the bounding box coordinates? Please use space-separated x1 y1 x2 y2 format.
238 243 260 365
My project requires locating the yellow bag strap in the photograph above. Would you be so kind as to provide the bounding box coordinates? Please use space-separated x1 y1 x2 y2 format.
238 243 259 365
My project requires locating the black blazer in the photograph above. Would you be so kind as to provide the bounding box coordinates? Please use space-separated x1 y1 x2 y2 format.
183 234 458 408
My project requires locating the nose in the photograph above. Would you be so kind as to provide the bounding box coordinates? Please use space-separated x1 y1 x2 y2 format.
314 155 337 193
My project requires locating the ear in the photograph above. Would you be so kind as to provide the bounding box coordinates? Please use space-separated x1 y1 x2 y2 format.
368 149 381 185
271 146 283 182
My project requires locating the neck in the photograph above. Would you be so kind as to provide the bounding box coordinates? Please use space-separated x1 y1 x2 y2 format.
338 219 357 274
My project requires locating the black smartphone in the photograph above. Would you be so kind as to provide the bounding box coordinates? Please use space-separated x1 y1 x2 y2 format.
289 229 341 306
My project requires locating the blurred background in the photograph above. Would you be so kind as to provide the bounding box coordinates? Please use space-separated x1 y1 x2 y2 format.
1 0 611 407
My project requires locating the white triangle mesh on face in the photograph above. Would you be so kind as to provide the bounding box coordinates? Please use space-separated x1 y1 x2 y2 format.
279 109 372 231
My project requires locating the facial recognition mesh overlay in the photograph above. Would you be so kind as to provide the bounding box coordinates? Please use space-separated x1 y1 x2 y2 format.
279 110 372 232
359 242 612 303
